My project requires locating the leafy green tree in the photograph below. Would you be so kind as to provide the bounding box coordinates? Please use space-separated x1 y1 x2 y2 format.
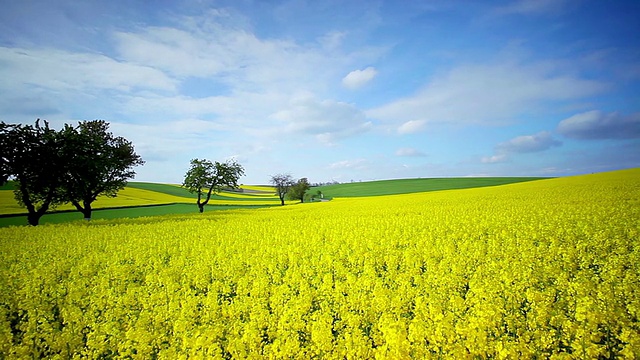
60 120 144 220
1 120 67 225
183 159 245 213
270 173 294 206
288 177 310 203
0 122 14 185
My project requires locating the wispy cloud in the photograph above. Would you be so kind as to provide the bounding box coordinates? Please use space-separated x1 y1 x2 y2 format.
397 120 427 134
497 131 562 153
483 131 561 163
328 158 368 170
342 67 378 89
114 25 326 92
113 10 384 95
481 154 509 164
395 147 426 157
369 61 607 132
557 110 640 140
270 96 372 144
0 47 176 92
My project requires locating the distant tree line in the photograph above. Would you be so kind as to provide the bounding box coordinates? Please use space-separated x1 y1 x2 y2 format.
0 119 143 225
310 180 340 186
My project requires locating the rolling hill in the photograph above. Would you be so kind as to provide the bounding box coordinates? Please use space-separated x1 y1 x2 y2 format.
311 177 547 198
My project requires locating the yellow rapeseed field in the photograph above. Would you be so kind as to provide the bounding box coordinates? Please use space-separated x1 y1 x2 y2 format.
0 168 638 358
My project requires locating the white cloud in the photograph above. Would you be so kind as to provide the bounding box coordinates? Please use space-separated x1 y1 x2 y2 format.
112 12 384 94
0 47 176 92
497 131 562 153
108 119 226 159
481 154 508 164
398 120 427 134
483 131 561 164
557 110 640 140
342 67 378 89
270 96 372 144
395 147 426 157
114 28 229 78
328 159 368 170
125 95 235 118
368 62 607 132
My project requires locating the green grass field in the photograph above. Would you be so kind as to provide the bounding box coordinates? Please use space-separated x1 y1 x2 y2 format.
312 177 547 198
126 182 197 197
128 182 279 201
0 182 16 191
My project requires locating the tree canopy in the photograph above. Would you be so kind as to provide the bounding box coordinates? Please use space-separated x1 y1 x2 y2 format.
182 159 245 213
288 177 310 203
60 120 144 220
270 173 294 206
0 122 14 185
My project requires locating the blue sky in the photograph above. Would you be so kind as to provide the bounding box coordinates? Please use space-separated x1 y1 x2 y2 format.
1 0 638 184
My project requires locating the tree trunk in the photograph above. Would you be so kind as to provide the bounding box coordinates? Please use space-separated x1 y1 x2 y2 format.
20 184 52 226
71 199 93 220
82 200 92 220
196 190 207 213
197 197 206 213
27 212 42 226
26 204 49 226
18 183 38 225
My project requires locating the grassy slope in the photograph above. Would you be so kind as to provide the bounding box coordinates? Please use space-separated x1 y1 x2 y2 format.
312 177 547 198
128 182 279 201
126 182 196 198
0 181 18 191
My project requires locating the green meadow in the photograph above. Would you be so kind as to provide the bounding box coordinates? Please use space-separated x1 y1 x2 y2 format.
312 177 546 198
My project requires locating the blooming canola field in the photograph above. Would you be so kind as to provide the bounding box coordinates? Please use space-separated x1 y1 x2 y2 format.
0 168 638 358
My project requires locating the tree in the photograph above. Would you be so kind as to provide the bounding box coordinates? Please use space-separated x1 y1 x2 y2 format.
0 122 13 185
1 120 67 226
183 159 245 213
288 177 310 203
270 173 294 206
60 120 144 220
